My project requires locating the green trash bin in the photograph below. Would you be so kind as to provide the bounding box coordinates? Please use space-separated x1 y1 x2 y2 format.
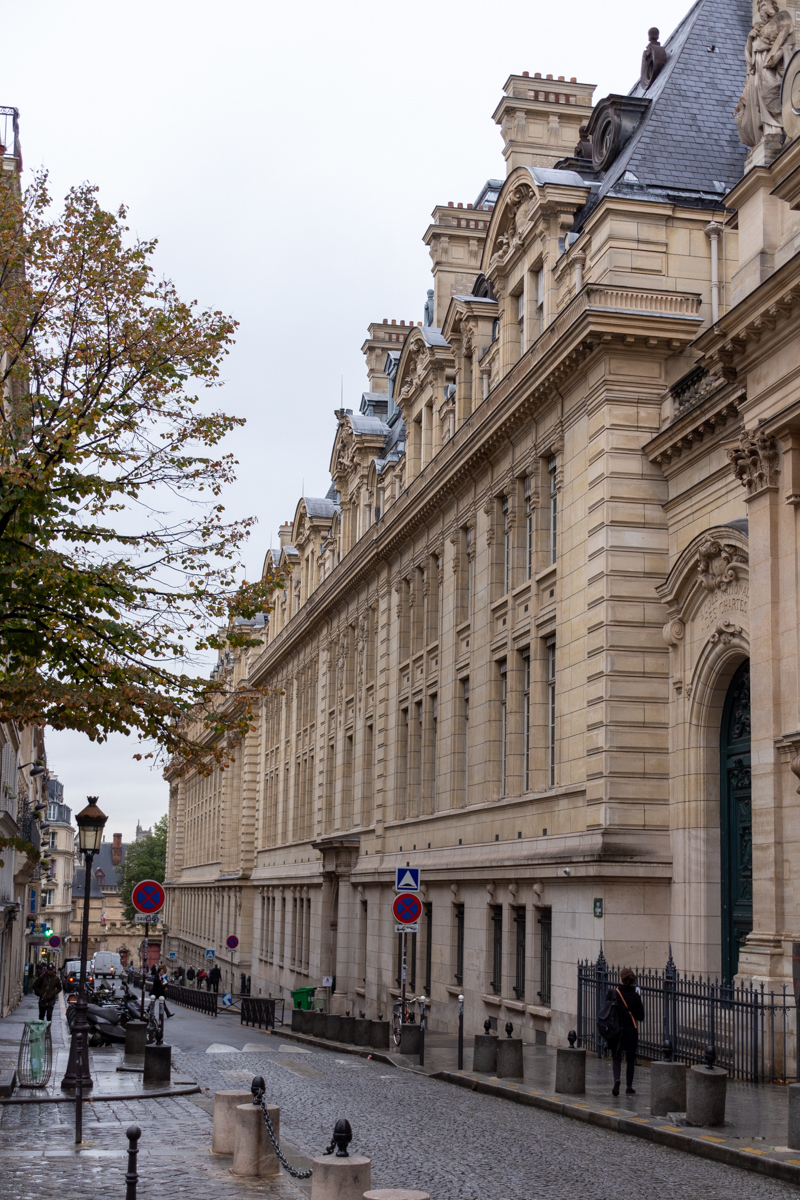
290 986 316 1010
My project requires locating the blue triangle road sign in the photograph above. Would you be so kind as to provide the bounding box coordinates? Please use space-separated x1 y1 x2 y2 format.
395 867 420 892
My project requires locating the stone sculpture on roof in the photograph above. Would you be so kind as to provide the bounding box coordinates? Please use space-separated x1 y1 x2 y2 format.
423 289 434 327
735 0 796 147
640 27 668 89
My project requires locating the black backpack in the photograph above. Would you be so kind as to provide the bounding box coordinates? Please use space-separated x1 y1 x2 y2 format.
598 992 621 1043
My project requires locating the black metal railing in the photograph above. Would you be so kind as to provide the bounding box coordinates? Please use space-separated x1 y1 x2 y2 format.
164 982 217 1017
241 996 285 1029
577 948 797 1083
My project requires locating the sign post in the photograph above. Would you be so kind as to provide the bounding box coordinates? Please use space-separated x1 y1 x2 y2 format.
392 891 422 1028
226 935 239 996
131 880 166 1018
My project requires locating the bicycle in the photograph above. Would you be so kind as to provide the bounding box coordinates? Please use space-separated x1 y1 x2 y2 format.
391 997 417 1046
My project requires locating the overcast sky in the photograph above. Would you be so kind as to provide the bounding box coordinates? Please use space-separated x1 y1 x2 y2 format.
7 0 692 840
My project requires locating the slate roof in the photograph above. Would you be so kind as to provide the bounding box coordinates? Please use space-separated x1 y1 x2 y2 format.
72 841 128 899
597 0 751 204
421 326 449 348
303 497 338 519
350 415 390 437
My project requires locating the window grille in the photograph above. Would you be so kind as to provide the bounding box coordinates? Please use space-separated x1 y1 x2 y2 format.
513 907 526 999
490 905 503 994
538 908 552 1005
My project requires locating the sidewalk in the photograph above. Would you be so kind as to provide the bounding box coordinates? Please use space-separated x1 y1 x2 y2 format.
0 993 199 1102
272 1024 800 1186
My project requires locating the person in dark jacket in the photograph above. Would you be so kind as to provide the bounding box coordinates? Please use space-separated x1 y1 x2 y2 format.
186 966 196 988
33 963 62 1020
608 967 645 1095
207 965 221 993
149 968 174 1018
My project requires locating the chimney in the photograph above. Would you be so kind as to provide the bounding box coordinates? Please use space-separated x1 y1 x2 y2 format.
112 832 122 866
278 522 293 548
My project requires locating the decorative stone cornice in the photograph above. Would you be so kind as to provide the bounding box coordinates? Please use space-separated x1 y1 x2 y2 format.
727 428 780 497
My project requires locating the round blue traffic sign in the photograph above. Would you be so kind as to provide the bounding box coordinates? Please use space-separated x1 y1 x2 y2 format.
226 934 239 950
132 879 166 915
392 893 422 924
48 934 61 949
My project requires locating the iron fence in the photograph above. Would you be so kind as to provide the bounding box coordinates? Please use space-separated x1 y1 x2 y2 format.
164 982 217 1017
241 996 285 1029
577 949 797 1083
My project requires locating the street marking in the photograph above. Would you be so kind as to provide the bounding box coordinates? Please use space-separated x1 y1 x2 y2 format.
630 1118 650 1123
601 1109 618 1115
700 1136 725 1143
785 1159 800 1165
572 1103 590 1108
660 1126 682 1132
205 1044 241 1054
743 1147 764 1155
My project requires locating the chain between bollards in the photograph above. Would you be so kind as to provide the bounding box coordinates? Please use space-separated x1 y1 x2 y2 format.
251 1075 315 1178
125 1125 141 1200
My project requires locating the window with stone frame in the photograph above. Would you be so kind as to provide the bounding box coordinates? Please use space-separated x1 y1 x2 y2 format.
546 635 556 787
489 904 503 994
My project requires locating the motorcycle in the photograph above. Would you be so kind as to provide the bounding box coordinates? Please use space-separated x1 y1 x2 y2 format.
66 984 142 1046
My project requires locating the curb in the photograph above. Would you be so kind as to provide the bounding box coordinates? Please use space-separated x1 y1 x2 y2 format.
434 1070 800 1187
266 1027 398 1067
0 1082 200 1105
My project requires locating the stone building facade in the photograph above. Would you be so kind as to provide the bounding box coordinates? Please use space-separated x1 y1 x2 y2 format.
165 0 800 1044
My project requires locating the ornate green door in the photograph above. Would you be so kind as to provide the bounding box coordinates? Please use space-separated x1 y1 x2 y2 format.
720 661 752 981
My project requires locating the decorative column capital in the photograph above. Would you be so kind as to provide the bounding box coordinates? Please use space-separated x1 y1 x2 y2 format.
727 428 779 498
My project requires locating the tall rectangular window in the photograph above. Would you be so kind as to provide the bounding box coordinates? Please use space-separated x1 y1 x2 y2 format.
431 694 438 799
547 636 556 787
424 902 433 993
548 456 558 565
524 476 533 580
462 678 470 806
513 907 526 999
363 723 374 827
499 659 508 795
502 496 510 593
537 908 552 1005
398 707 409 821
454 904 465 985
490 906 503 994
517 289 525 354
466 527 474 617
522 650 531 792
359 900 368 985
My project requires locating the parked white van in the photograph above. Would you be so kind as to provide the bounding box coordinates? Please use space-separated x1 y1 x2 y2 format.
92 951 123 977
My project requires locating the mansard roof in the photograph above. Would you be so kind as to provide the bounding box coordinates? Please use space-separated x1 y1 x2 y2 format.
589 0 750 207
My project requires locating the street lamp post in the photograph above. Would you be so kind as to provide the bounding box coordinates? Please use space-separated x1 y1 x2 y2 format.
60 798 107 1143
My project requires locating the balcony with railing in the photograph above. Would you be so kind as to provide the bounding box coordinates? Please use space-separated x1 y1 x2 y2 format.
0 107 21 166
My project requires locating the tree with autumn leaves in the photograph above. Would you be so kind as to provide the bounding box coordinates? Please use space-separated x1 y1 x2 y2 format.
0 169 281 773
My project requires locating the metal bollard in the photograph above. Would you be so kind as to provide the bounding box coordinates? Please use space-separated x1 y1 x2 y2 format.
457 994 464 1071
125 1124 141 1200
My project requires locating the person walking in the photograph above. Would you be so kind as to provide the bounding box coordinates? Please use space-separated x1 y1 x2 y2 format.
186 965 196 989
149 968 174 1018
208 964 221 993
33 963 62 1021
197 968 207 990
607 967 645 1096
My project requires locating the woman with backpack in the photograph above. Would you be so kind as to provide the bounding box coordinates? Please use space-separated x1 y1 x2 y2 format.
601 967 645 1096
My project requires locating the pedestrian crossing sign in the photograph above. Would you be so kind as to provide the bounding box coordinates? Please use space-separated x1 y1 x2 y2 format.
395 867 420 892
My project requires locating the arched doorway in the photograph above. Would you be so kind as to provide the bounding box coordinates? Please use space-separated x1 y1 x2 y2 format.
720 660 752 980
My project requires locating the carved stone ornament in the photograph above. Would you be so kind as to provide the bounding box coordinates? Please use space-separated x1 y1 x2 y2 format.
727 428 780 496
662 618 685 647
641 27 668 90
709 620 744 645
697 538 747 592
735 1 796 148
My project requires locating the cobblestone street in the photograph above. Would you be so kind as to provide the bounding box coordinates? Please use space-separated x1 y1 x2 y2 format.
4 1000 800 1200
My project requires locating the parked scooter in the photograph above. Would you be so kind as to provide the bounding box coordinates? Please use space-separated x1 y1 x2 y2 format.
66 984 141 1046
